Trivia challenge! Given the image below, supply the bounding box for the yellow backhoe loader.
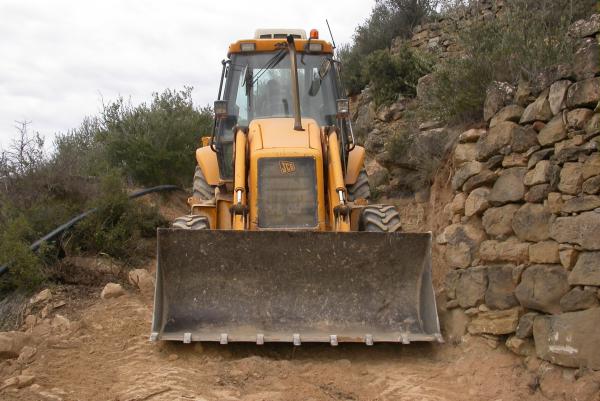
[151,29,441,345]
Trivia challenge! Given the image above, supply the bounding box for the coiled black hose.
[0,184,182,277]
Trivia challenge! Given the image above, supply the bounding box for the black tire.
[172,215,210,230]
[347,169,371,202]
[193,166,214,201]
[359,205,402,232]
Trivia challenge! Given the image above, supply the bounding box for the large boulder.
[568,14,600,38]
[456,267,488,308]
[476,122,537,161]
[533,308,600,369]
[464,187,490,217]
[583,153,600,180]
[482,204,520,237]
[484,265,519,309]
[537,115,567,146]
[566,77,600,109]
[523,160,558,186]
[548,80,571,115]
[488,167,527,205]
[550,211,600,250]
[451,161,482,190]
[467,307,521,335]
[567,108,594,130]
[443,223,487,268]
[489,105,524,128]
[560,287,599,312]
[529,241,560,264]
[558,162,584,195]
[561,195,600,213]
[479,238,529,263]
[515,264,569,314]
[568,252,600,286]
[520,89,553,124]
[512,203,552,242]
[573,38,600,81]
[462,170,497,193]
[454,142,478,165]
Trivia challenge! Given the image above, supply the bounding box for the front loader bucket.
[151,229,441,345]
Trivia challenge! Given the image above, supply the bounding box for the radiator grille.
[257,157,318,229]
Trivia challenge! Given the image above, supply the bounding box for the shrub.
[98,87,213,187]
[71,173,166,260]
[340,0,439,95]
[363,47,434,106]
[424,0,596,121]
[0,216,45,292]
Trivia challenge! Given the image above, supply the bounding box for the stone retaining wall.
[439,17,600,370]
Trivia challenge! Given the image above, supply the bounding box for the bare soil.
[1,284,545,401]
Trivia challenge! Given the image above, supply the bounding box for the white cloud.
[0,0,374,149]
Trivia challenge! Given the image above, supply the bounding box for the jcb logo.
[279,161,296,174]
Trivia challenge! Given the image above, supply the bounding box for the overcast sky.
[0,0,375,150]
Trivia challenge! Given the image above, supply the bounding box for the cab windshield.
[225,52,340,127]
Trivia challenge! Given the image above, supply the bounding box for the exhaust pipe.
[287,35,303,131]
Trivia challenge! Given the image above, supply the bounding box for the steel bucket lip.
[151,229,441,344]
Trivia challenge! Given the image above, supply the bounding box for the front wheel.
[172,215,210,230]
[359,205,402,232]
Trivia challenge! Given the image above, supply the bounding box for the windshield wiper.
[242,48,287,90]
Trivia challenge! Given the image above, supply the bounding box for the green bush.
[424,0,596,121]
[363,47,433,106]
[72,173,166,260]
[0,216,45,292]
[99,87,213,187]
[339,0,438,96]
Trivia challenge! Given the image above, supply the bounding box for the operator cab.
[210,29,352,181]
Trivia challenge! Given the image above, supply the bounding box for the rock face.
[538,115,567,146]
[568,252,600,285]
[464,187,490,216]
[550,211,600,250]
[467,307,521,335]
[443,223,486,268]
[488,167,526,205]
[559,288,599,312]
[452,161,482,190]
[566,77,600,108]
[479,238,529,263]
[520,90,553,124]
[456,267,487,308]
[489,105,524,128]
[548,80,571,115]
[515,264,569,314]
[484,265,518,309]
[533,308,600,369]
[512,203,552,242]
[476,122,537,161]
[529,241,560,264]
[558,162,584,195]
[515,312,538,339]
[482,204,519,237]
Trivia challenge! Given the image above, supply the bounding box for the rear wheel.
[172,215,210,230]
[193,166,215,201]
[346,169,371,202]
[359,205,402,232]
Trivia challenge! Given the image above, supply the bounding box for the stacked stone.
[439,15,600,370]
[391,0,501,61]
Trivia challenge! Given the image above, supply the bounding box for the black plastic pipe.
[0,184,182,277]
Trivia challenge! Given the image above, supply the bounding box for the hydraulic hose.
[0,184,182,277]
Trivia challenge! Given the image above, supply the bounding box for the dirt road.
[0,285,544,401]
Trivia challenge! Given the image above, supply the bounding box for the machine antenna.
[325,19,337,50]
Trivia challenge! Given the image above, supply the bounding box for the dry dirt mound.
[1,285,545,401]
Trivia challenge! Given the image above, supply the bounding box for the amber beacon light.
[310,29,319,39]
